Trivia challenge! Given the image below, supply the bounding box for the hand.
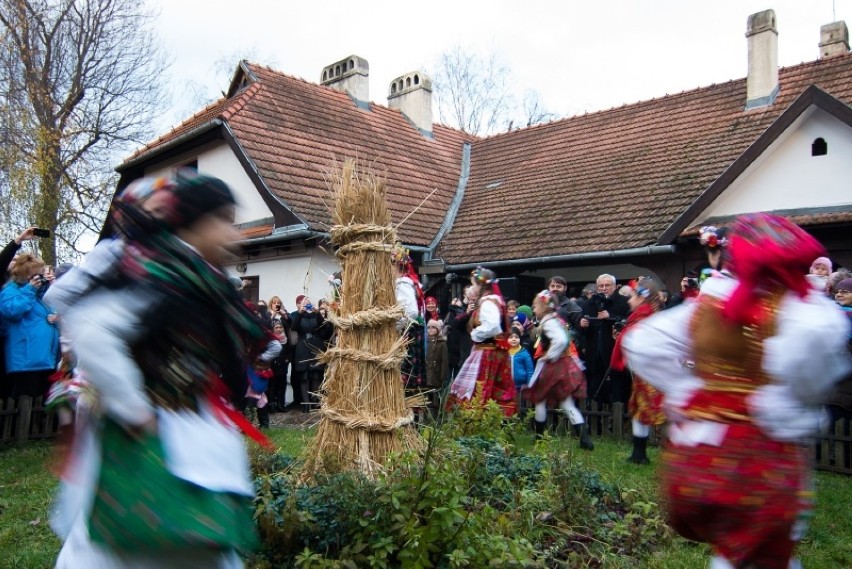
[580,317,589,328]
[597,310,610,320]
[28,275,44,288]
[451,297,461,307]
[47,314,59,324]
[466,302,475,314]
[15,227,37,246]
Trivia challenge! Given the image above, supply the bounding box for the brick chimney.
[745,9,779,109]
[387,71,433,135]
[321,55,369,104]
[820,21,850,59]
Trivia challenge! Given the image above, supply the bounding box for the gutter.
[237,225,433,252]
[426,142,471,261]
[116,120,223,172]
[445,244,677,272]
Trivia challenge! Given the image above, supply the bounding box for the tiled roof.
[123,63,473,247]
[683,210,852,235]
[437,53,852,265]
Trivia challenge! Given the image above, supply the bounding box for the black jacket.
[579,292,630,373]
[290,311,332,371]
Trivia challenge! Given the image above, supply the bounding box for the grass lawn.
[1,427,849,568]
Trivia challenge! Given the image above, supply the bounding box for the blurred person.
[444,287,473,380]
[697,225,730,282]
[53,170,274,568]
[267,322,290,412]
[0,253,59,399]
[525,290,592,449]
[448,267,517,416]
[268,296,289,328]
[623,213,851,569]
[1,227,39,283]
[668,271,701,308]
[806,256,832,292]
[610,277,665,464]
[827,268,851,298]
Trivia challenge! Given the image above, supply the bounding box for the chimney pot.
[745,9,779,109]
[387,71,433,135]
[321,55,369,104]
[819,21,850,59]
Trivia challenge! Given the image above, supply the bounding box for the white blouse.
[623,276,851,444]
[471,295,503,343]
[540,314,568,361]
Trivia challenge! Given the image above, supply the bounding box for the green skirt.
[88,418,258,554]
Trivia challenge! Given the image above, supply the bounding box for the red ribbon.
[207,375,274,451]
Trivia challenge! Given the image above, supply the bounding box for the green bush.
[249,403,671,568]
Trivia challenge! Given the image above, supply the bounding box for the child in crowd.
[526,290,593,449]
[508,331,534,414]
[807,256,832,292]
[425,296,441,323]
[268,321,290,412]
[425,319,448,390]
[507,300,519,320]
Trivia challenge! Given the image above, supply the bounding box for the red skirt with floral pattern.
[525,355,586,407]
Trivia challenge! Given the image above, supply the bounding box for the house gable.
[693,106,852,223]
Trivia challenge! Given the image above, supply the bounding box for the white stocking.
[534,402,548,423]
[560,397,584,425]
[632,418,650,438]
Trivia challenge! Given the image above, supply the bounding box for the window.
[241,276,259,303]
[812,137,827,156]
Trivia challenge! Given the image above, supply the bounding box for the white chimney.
[820,21,850,59]
[321,55,369,104]
[746,9,779,109]
[387,71,433,135]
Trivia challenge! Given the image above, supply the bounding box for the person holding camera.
[547,276,583,330]
[0,253,59,400]
[578,274,630,407]
[290,296,331,411]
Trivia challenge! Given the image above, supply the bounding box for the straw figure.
[301,159,421,479]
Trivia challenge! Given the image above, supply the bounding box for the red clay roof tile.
[437,53,852,264]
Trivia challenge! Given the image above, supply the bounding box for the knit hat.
[836,278,852,293]
[427,319,443,333]
[516,305,533,320]
[168,169,236,229]
[295,294,306,307]
[513,313,528,326]
[811,257,832,273]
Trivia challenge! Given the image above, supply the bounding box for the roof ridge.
[222,81,261,120]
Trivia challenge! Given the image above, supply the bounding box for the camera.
[33,228,50,238]
[612,319,628,334]
[304,303,314,312]
[685,277,699,290]
[588,291,612,313]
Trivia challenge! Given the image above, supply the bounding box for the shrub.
[249,405,671,568]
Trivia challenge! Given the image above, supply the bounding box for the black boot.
[627,436,649,464]
[533,420,547,438]
[258,405,270,430]
[572,424,594,450]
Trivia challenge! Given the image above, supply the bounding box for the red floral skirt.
[525,355,586,407]
[447,346,517,417]
[628,377,664,426]
[661,423,808,569]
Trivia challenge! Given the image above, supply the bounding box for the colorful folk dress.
[622,277,851,569]
[611,303,664,426]
[447,295,517,416]
[396,276,426,390]
[526,314,586,407]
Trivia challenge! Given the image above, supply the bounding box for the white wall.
[225,248,341,311]
[696,107,852,221]
[143,141,274,225]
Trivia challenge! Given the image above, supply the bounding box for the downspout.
[445,244,677,272]
[424,142,472,262]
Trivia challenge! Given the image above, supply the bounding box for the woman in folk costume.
[448,267,517,416]
[623,213,851,569]
[526,290,593,449]
[610,277,665,464]
[393,244,427,389]
[51,170,277,568]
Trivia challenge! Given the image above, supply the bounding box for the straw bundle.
[301,159,421,480]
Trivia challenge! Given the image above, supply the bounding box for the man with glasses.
[578,274,630,408]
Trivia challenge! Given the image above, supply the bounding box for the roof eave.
[445,244,677,272]
[657,85,852,244]
[116,119,223,173]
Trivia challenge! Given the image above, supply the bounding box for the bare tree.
[433,46,516,136]
[0,0,168,264]
[433,46,560,137]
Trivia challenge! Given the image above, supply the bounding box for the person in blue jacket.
[508,330,534,415]
[0,252,59,399]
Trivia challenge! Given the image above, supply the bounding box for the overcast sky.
[148,0,850,132]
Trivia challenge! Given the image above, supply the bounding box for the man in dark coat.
[548,276,583,329]
[578,274,630,406]
[290,296,332,411]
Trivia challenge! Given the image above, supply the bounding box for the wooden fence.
[2,396,850,475]
[0,396,62,444]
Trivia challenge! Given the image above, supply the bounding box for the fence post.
[836,419,846,470]
[16,396,33,443]
[612,402,624,441]
[0,399,13,442]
